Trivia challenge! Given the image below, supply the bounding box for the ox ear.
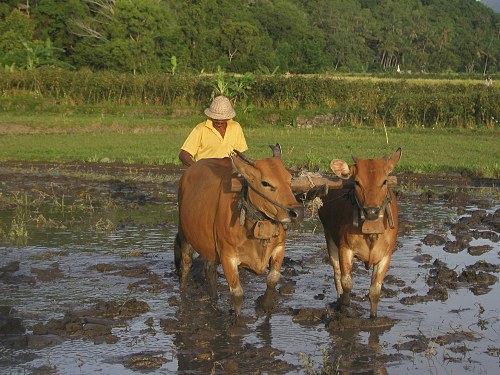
[385,147,402,175]
[269,143,282,158]
[330,159,352,179]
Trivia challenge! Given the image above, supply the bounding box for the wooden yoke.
[231,175,398,193]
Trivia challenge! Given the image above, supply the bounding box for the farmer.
[178,95,248,166]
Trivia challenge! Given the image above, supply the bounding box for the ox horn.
[233,150,256,166]
[269,143,282,158]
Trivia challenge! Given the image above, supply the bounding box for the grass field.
[0,109,498,178]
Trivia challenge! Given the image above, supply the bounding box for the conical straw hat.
[204,96,236,120]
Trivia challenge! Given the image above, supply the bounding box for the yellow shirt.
[181,119,248,161]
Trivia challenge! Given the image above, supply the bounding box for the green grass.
[0,110,498,178]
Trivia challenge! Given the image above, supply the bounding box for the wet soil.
[0,161,499,374]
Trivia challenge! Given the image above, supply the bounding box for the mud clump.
[427,260,458,288]
[93,298,150,319]
[0,261,36,285]
[413,253,433,263]
[384,274,406,287]
[128,272,168,293]
[91,263,167,292]
[31,313,118,344]
[422,234,447,246]
[30,262,65,282]
[0,306,25,335]
[326,315,397,331]
[291,307,327,324]
[458,270,498,286]
[91,263,150,277]
[441,191,470,205]
[395,330,480,355]
[0,261,20,273]
[419,190,439,202]
[472,230,499,242]
[467,245,493,256]
[394,334,430,353]
[122,352,168,370]
[1,298,150,351]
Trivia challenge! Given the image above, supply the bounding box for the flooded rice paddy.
[0,162,499,374]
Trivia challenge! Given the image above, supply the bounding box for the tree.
[71,0,175,73]
[0,9,36,68]
[31,0,89,65]
[253,0,325,72]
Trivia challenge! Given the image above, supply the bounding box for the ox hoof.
[256,290,277,314]
[332,301,349,314]
[339,293,351,307]
[228,323,252,336]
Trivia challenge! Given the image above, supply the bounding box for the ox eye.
[261,181,276,191]
[354,180,361,187]
[382,179,388,186]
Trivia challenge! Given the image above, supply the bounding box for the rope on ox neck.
[238,182,281,242]
[239,183,269,225]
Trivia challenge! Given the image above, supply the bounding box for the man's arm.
[179,150,194,167]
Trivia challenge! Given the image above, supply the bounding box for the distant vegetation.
[1,69,498,129]
[0,0,499,74]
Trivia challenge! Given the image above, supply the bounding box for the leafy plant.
[22,39,73,71]
[170,56,178,75]
[211,66,255,106]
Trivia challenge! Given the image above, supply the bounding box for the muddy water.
[1,191,499,374]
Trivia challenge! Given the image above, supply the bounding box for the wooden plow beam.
[230,175,398,193]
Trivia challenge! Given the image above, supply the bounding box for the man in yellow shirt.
[179,95,248,166]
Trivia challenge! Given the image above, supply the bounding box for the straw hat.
[204,96,236,120]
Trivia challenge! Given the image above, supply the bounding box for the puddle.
[1,190,499,374]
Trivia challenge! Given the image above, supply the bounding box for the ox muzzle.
[286,204,304,224]
[355,192,392,221]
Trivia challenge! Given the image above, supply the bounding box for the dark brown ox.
[175,144,304,318]
[318,148,401,318]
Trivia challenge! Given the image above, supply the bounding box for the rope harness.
[319,186,395,232]
[348,189,395,232]
[238,180,282,240]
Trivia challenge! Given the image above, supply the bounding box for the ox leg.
[174,233,182,272]
[204,260,218,299]
[260,245,285,312]
[369,256,391,319]
[179,241,194,290]
[220,257,243,319]
[326,237,343,298]
[339,248,354,308]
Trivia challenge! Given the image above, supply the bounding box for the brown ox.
[175,144,304,318]
[318,148,401,318]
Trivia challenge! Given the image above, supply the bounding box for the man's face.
[212,119,228,129]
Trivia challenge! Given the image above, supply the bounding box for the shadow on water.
[0,188,499,374]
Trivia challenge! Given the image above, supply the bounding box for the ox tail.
[174,232,182,272]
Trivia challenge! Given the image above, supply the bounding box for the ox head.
[330,148,402,221]
[231,144,304,224]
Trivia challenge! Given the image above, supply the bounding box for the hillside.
[0,0,499,74]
